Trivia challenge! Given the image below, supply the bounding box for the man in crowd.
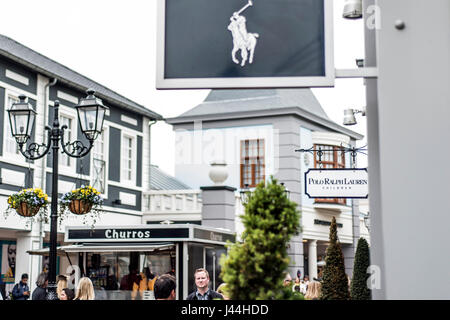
[186,268,223,300]
[154,274,176,300]
[12,273,30,300]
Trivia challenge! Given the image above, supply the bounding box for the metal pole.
[47,103,60,300]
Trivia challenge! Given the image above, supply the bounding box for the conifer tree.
[320,216,350,300]
[350,237,371,300]
[220,177,301,300]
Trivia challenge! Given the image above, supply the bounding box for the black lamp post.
[7,88,108,300]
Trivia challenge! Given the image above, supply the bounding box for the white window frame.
[120,131,137,186]
[90,125,109,198]
[3,90,28,164]
[58,104,78,176]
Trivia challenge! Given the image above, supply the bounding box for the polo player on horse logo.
[228,0,259,67]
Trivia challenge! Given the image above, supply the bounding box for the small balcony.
[142,190,203,223]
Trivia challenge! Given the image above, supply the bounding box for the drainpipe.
[146,119,157,215]
[148,119,157,188]
[38,77,57,266]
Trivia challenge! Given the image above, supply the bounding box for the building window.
[92,128,107,194]
[5,95,21,156]
[314,144,346,205]
[240,139,265,188]
[121,134,135,184]
[60,115,73,168]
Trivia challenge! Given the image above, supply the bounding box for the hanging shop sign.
[305,168,369,199]
[156,0,334,89]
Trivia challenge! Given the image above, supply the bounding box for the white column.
[15,230,42,293]
[308,240,318,280]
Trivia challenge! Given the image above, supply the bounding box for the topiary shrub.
[220,177,301,300]
[350,237,371,300]
[320,216,350,300]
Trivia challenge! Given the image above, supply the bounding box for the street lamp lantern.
[280,182,291,199]
[7,95,36,145]
[75,89,108,141]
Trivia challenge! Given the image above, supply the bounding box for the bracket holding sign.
[296,145,367,168]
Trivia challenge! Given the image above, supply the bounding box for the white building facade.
[167,89,370,279]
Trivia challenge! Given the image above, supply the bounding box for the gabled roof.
[176,88,330,119]
[0,34,162,120]
[150,165,192,190]
[167,88,363,140]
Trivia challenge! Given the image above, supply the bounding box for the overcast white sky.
[0,0,367,175]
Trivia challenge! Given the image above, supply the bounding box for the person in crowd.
[216,283,230,300]
[56,274,68,300]
[132,268,150,300]
[292,277,301,293]
[148,272,158,291]
[32,272,48,300]
[12,273,30,300]
[300,275,309,295]
[304,281,322,300]
[186,268,223,300]
[120,266,139,299]
[347,274,351,291]
[60,288,75,300]
[154,274,176,300]
[74,277,95,300]
[283,273,292,287]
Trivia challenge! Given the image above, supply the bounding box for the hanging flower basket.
[16,202,41,217]
[68,199,93,215]
[5,188,49,224]
[59,185,103,228]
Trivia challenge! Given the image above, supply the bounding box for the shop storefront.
[29,224,234,300]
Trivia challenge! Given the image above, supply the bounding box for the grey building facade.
[0,34,162,297]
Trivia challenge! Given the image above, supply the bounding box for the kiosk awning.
[27,242,175,255]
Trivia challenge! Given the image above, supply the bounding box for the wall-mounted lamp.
[280,182,291,199]
[343,107,366,126]
[363,212,370,231]
[239,183,251,204]
[356,59,364,68]
[343,0,362,19]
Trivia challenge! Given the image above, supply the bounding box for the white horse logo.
[227,0,259,67]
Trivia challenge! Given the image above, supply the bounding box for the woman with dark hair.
[32,272,48,300]
[60,288,75,300]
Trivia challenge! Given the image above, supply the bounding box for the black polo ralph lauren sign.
[157,0,334,89]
